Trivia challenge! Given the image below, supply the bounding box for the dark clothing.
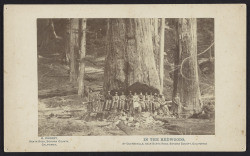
[119,95,126,110]
[126,94,133,111]
[88,93,95,112]
[153,96,160,111]
[139,94,145,110]
[111,95,119,110]
[105,94,112,110]
[145,95,150,111]
[172,96,181,116]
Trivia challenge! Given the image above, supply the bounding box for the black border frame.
[0,0,249,155]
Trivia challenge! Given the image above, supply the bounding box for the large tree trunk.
[173,18,202,116]
[159,18,165,93]
[63,19,71,64]
[104,18,163,94]
[78,19,87,97]
[151,19,165,94]
[69,19,79,82]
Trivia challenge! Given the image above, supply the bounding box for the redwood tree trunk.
[159,18,165,93]
[173,18,202,116]
[69,19,79,82]
[104,18,163,94]
[78,19,87,97]
[64,19,71,63]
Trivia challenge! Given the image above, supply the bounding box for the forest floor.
[38,52,215,136]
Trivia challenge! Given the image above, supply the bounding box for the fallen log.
[97,123,111,127]
[116,121,133,135]
[38,88,77,99]
[56,114,72,119]
[153,116,169,123]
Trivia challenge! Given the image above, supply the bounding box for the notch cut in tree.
[78,19,87,97]
[104,18,165,95]
[173,18,203,116]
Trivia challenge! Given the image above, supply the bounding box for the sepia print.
[37,18,215,136]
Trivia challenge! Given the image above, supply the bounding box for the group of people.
[87,90,182,117]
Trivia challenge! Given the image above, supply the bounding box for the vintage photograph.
[37,18,215,136]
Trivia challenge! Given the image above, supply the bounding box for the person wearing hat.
[132,92,141,115]
[111,92,119,111]
[126,91,133,113]
[148,92,154,113]
[96,91,103,112]
[172,93,181,118]
[159,94,170,116]
[119,92,126,112]
[87,89,94,112]
[153,93,160,113]
[158,94,165,107]
[87,89,93,112]
[139,92,145,112]
[156,94,161,110]
[99,92,105,111]
[144,92,150,112]
[105,91,112,111]
[93,92,100,112]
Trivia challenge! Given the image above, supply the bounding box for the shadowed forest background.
[37,18,214,136]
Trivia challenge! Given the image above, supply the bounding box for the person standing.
[100,92,105,111]
[105,91,112,111]
[156,94,161,110]
[126,91,133,113]
[88,89,94,112]
[172,93,181,118]
[95,92,101,112]
[119,92,126,112]
[132,92,141,115]
[139,92,145,112]
[149,92,154,113]
[97,92,104,112]
[111,92,119,111]
[145,92,150,112]
[159,94,170,116]
[92,92,99,112]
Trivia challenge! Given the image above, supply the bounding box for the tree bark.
[150,19,165,94]
[173,18,202,116]
[159,18,165,94]
[104,18,162,94]
[78,19,87,97]
[151,19,162,93]
[69,19,79,82]
[63,19,71,63]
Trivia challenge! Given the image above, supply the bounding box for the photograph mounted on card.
[4,4,246,152]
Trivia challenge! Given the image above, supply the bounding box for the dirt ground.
[38,53,215,136]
